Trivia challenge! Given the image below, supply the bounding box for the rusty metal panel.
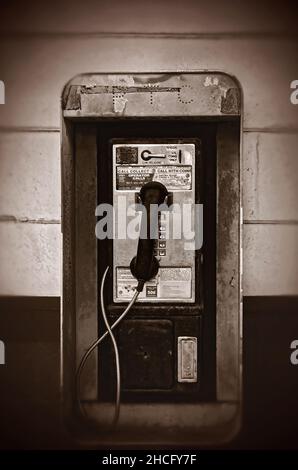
[216,122,241,402]
[61,119,76,420]
[75,124,98,400]
[63,73,240,118]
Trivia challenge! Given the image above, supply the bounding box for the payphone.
[62,72,242,446]
[113,141,197,303]
[79,135,205,415]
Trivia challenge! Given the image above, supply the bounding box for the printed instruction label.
[116,267,192,301]
[116,165,192,191]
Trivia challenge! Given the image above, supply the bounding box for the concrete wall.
[0,0,297,296]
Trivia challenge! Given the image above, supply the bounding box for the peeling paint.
[83,83,97,90]
[204,76,219,87]
[229,275,236,288]
[219,85,228,98]
[63,73,241,116]
[221,88,240,114]
[79,85,180,95]
[113,96,128,113]
[65,85,81,110]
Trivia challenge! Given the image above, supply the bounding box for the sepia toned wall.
[0,0,298,296]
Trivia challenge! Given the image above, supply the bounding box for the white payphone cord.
[76,266,140,427]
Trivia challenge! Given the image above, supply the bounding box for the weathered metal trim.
[75,125,98,400]
[61,119,76,429]
[216,122,241,402]
[62,72,241,117]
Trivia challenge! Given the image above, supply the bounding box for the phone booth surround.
[61,72,242,446]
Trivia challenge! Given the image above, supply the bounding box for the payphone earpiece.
[130,181,168,291]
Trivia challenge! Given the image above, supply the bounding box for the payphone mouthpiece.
[139,181,168,206]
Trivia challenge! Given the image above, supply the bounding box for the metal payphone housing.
[113,140,197,303]
[61,72,242,446]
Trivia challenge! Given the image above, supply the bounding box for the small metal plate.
[177,336,198,383]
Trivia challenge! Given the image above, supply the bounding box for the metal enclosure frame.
[61,72,242,446]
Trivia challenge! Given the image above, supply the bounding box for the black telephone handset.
[130,181,168,292]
